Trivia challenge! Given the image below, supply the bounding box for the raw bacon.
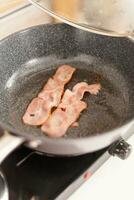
[53,65,75,84]
[59,83,101,108]
[41,100,87,137]
[38,81,64,107]
[23,65,75,126]
[73,82,101,99]
[41,82,101,137]
[22,97,51,126]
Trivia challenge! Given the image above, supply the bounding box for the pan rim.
[0,117,133,144]
[0,23,133,143]
[0,23,127,46]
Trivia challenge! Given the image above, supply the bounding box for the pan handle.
[0,131,24,164]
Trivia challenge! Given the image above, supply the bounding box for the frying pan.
[0,23,134,162]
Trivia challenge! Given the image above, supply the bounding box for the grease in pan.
[23,65,101,137]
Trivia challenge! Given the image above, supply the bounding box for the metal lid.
[29,0,134,37]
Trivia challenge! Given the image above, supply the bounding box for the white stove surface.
[1,3,134,200]
[69,136,134,200]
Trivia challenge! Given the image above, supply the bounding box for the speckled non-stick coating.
[0,23,134,140]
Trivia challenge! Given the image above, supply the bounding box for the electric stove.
[1,137,131,200]
[0,146,110,200]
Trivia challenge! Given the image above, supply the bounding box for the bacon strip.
[41,82,101,137]
[59,82,101,108]
[53,65,76,84]
[22,97,51,126]
[38,79,64,107]
[73,82,101,99]
[41,99,87,137]
[23,65,75,126]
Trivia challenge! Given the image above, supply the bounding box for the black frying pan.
[0,23,134,160]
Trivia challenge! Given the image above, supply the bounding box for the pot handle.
[0,131,24,164]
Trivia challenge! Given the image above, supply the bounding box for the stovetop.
[1,147,109,200]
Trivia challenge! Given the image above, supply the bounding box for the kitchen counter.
[0,2,134,200]
[0,1,52,39]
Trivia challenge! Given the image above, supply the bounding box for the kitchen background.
[0,0,52,39]
[0,0,78,39]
